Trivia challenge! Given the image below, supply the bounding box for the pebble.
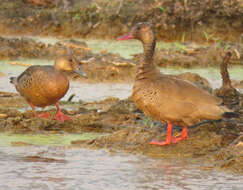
[0,113,8,118]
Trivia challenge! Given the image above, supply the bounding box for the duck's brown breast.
[16,66,69,107]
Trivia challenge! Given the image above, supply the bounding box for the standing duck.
[118,22,234,146]
[10,55,87,122]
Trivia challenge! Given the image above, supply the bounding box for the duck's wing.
[154,75,222,106]
[16,66,55,96]
[16,66,39,89]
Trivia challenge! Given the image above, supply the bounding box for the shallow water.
[161,66,243,89]
[0,143,242,190]
[1,58,243,102]
[0,133,100,146]
[0,75,132,102]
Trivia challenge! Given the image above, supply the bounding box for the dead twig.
[8,62,32,67]
[116,0,124,15]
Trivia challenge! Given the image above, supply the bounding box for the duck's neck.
[54,67,63,73]
[54,67,67,78]
[221,53,232,88]
[143,40,155,64]
[136,38,158,80]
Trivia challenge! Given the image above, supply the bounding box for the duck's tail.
[10,77,17,85]
[222,111,240,118]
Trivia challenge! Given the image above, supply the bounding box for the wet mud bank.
[0,0,242,43]
[0,91,243,174]
[0,36,242,84]
[0,93,138,134]
[72,97,243,174]
[151,42,243,67]
[77,121,243,174]
[0,37,136,82]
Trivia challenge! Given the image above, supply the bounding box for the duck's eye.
[69,58,73,62]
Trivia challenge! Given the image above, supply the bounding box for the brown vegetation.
[0,0,242,42]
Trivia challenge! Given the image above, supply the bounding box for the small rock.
[11,141,34,147]
[235,141,243,148]
[0,72,5,77]
[0,113,8,119]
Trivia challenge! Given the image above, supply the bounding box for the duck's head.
[117,22,155,44]
[54,55,87,78]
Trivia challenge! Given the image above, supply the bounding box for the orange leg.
[150,123,188,146]
[174,127,188,141]
[53,102,71,123]
[30,103,49,119]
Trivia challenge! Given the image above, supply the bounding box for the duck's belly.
[30,87,68,107]
[132,83,187,125]
[21,76,69,107]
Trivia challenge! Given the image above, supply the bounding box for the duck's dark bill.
[75,68,87,78]
[117,34,134,41]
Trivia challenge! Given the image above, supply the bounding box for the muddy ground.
[0,0,243,174]
[0,91,243,174]
[0,0,242,43]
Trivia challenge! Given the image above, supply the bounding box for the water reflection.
[0,146,242,190]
